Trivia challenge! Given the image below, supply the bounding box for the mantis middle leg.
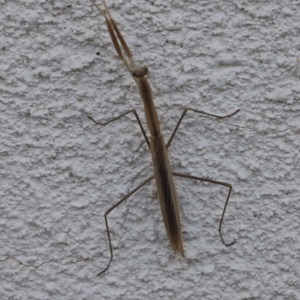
[166,107,239,148]
[88,109,150,149]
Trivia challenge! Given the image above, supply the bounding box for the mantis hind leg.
[97,175,154,276]
[172,172,236,247]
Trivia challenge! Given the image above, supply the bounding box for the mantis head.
[131,66,148,78]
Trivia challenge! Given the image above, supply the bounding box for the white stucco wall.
[1,0,300,299]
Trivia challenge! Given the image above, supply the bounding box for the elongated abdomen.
[150,133,184,256]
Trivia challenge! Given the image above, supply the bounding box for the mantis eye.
[131,66,148,78]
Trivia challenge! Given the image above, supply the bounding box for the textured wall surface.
[1,0,300,299]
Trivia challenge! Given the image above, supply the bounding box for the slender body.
[89,0,185,257]
[138,76,184,255]
[88,0,238,275]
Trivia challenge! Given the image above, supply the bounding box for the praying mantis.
[88,0,239,276]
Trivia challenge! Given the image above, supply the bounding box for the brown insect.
[88,0,239,275]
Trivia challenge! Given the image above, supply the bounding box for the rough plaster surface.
[1,0,300,299]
